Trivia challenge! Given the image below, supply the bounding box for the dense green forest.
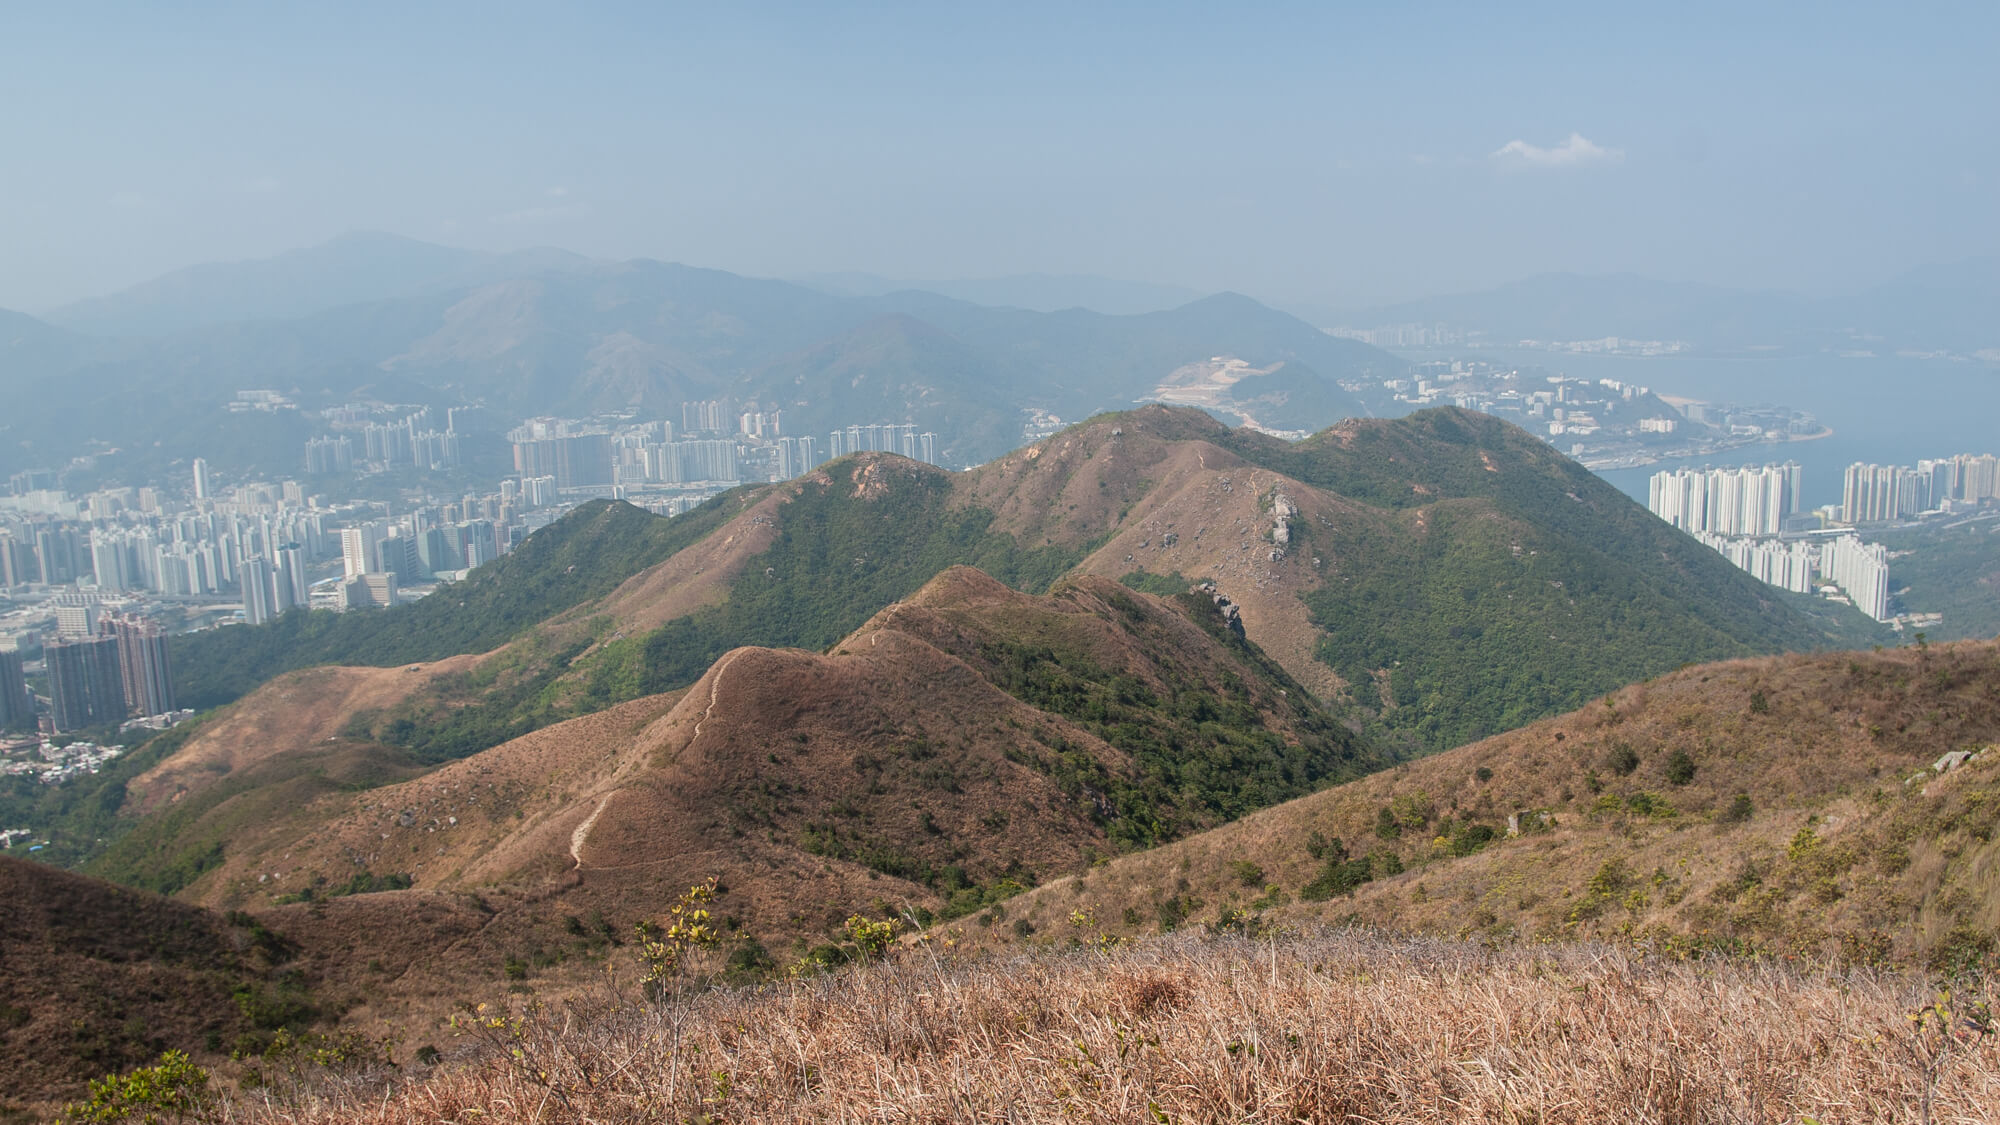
[1297,500,1791,750]
[170,495,745,709]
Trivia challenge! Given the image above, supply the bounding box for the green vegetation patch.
[980,590,1380,849]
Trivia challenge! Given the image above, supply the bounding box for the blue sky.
[2,1,1994,311]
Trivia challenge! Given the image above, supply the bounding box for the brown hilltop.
[125,655,482,814]
[950,407,1376,699]
[976,639,2000,970]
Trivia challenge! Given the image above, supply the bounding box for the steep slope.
[981,639,2000,971]
[0,858,298,1106]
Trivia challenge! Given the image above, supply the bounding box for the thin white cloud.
[1492,132,1623,168]
[490,202,587,225]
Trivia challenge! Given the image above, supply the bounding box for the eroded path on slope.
[570,649,744,870]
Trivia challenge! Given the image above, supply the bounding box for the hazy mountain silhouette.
[43,232,596,337]
[800,271,1207,315]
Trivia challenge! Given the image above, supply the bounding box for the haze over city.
[5,1,1997,312]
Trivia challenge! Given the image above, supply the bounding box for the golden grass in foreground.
[231,928,1997,1124]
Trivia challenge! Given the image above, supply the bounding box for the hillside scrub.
[212,928,1996,1124]
[980,639,2000,970]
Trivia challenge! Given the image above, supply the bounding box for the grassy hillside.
[107,569,1382,967]
[977,638,2000,971]
[959,404,1846,751]
[338,456,1086,763]
[0,857,321,1109]
[199,928,1997,1125]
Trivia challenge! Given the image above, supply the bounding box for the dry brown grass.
[221,927,1998,1125]
[126,657,484,813]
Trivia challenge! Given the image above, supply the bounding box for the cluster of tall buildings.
[513,426,615,490]
[1691,532,1820,594]
[303,407,462,475]
[1686,531,1891,620]
[1842,454,2000,523]
[1648,463,1802,537]
[828,424,938,464]
[1819,536,1891,621]
[3,499,333,599]
[37,613,177,733]
[1649,460,1919,623]
[327,496,531,613]
[508,408,943,497]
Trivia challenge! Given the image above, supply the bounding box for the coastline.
[1580,424,1836,472]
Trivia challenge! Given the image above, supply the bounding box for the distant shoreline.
[1581,425,1836,472]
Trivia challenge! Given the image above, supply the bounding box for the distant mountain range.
[1322,258,2000,354]
[41,232,599,338]
[0,235,1394,478]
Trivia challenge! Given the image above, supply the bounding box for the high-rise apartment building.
[0,649,32,731]
[681,400,730,433]
[241,556,276,625]
[192,458,212,500]
[0,533,36,586]
[1648,463,1800,537]
[45,634,125,732]
[1820,536,1891,621]
[89,532,129,593]
[340,524,383,579]
[109,615,176,717]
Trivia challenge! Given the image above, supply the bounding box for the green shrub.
[1664,750,1696,786]
[1606,742,1641,776]
[60,1051,213,1125]
[1230,860,1265,887]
